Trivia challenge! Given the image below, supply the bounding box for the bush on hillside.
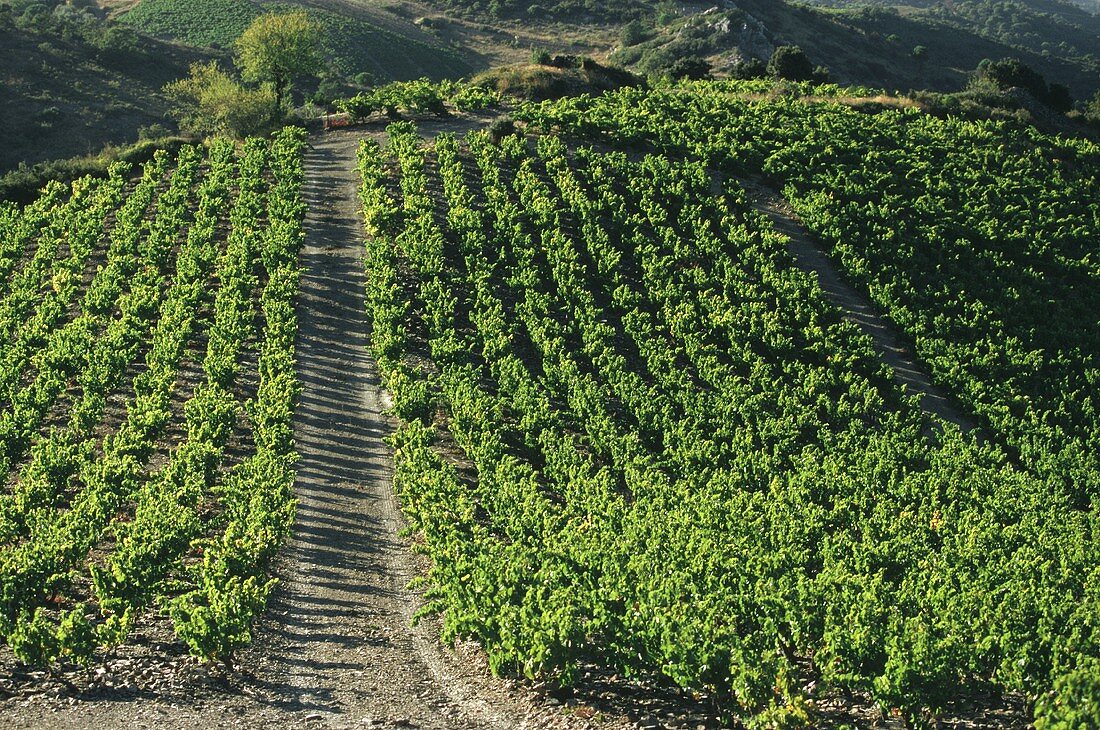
[730,58,767,80]
[767,45,814,82]
[666,57,711,81]
[971,58,1074,113]
[165,61,276,138]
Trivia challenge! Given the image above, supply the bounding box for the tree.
[1087,91,1100,122]
[767,45,814,82]
[235,11,322,112]
[620,19,647,47]
[730,58,767,80]
[666,57,712,81]
[972,58,1073,113]
[974,57,1047,99]
[165,62,275,138]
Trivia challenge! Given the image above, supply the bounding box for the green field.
[353,83,1100,726]
[0,128,304,665]
[121,0,472,80]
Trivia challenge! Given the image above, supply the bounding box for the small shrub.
[488,116,516,143]
[768,45,815,82]
[730,58,767,80]
[620,19,647,47]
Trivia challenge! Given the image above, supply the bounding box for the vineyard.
[3,75,1100,728]
[120,0,472,82]
[0,128,305,667]
[357,96,1100,727]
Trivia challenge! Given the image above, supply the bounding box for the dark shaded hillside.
[841,5,1098,97]
[0,8,203,172]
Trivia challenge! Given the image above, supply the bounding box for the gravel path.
[258,127,506,729]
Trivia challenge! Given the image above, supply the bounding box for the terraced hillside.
[1,78,1099,729]
[350,85,1100,726]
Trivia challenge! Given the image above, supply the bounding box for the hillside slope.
[409,0,1100,98]
[117,0,475,81]
[0,7,203,172]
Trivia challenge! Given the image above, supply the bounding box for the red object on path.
[322,113,352,130]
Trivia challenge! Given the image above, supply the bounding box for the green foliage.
[167,547,275,663]
[235,10,321,108]
[367,83,1100,724]
[665,56,711,80]
[470,61,642,101]
[450,83,503,112]
[0,128,305,666]
[120,0,258,48]
[767,45,815,82]
[1087,91,1100,123]
[164,61,275,138]
[120,0,472,84]
[971,57,1074,112]
[337,78,451,121]
[1035,661,1100,728]
[0,136,186,204]
[619,19,648,47]
[730,58,768,80]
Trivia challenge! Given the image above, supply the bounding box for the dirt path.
[741,180,979,435]
[250,127,515,729]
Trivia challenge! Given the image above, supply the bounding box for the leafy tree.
[1087,91,1100,122]
[666,56,711,81]
[730,58,767,80]
[767,45,814,82]
[972,57,1074,112]
[975,57,1047,98]
[165,61,275,138]
[235,11,322,112]
[620,19,647,47]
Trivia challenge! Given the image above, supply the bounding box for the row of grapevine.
[518,83,1100,504]
[0,128,306,666]
[358,121,1100,727]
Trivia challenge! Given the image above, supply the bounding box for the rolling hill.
[0,4,203,172]
[117,0,474,81]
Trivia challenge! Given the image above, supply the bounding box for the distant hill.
[0,3,203,172]
[799,0,1100,93]
[0,0,1094,178]
[415,0,1099,99]
[118,0,474,81]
